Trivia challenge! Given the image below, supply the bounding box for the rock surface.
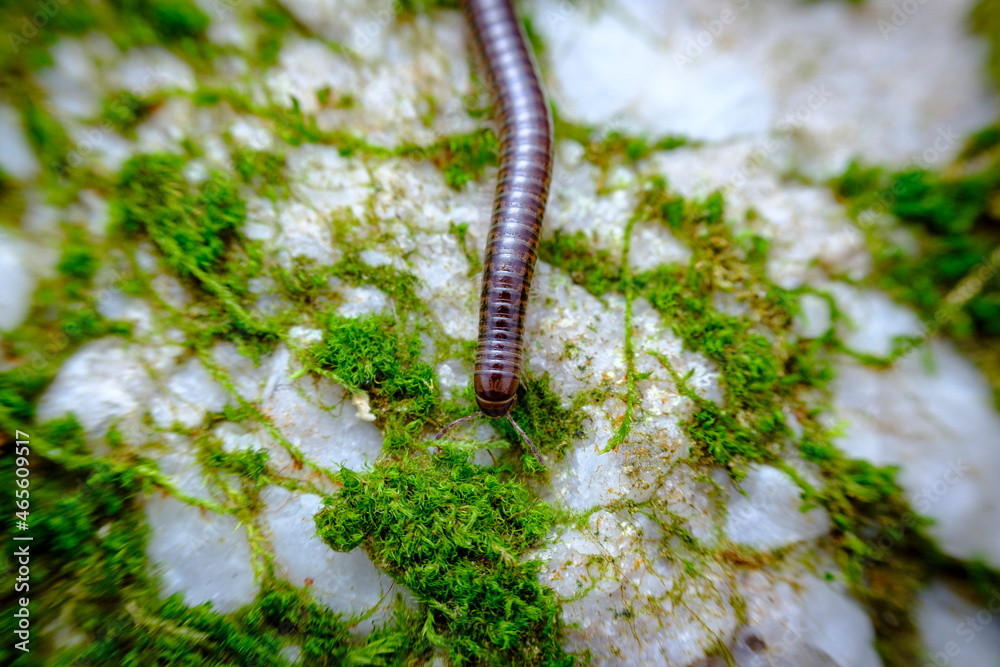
[4,0,999,665]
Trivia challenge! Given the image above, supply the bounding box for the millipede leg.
[507,414,543,466]
[434,412,484,440]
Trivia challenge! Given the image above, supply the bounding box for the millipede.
[436,0,553,463]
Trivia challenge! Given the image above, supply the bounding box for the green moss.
[538,229,624,298]
[832,152,1000,401]
[313,313,420,391]
[971,0,1000,89]
[0,417,153,664]
[21,99,71,179]
[400,128,499,190]
[0,410,435,665]
[330,253,423,314]
[57,229,100,282]
[551,107,689,178]
[684,401,767,475]
[315,449,572,666]
[107,0,209,44]
[232,147,288,200]
[112,153,275,344]
[311,313,437,448]
[99,91,160,136]
[395,0,461,16]
[960,122,1000,159]
[490,372,585,461]
[275,256,331,305]
[116,154,244,276]
[0,369,48,423]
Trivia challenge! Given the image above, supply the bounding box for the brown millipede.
[437,0,553,464]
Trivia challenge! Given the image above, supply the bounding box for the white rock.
[794,292,832,340]
[260,345,383,472]
[725,464,830,551]
[36,338,158,439]
[539,7,772,142]
[733,569,881,667]
[536,0,993,175]
[828,283,925,358]
[917,582,1000,667]
[833,342,1000,566]
[337,285,391,318]
[537,509,738,666]
[0,239,36,332]
[259,486,407,635]
[145,494,258,614]
[0,104,40,180]
[110,47,197,94]
[150,357,229,430]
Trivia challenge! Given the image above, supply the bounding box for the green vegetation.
[833,154,1000,404]
[316,448,572,666]
[107,0,209,44]
[116,154,244,276]
[232,148,288,200]
[400,128,500,190]
[972,0,1000,89]
[492,372,585,461]
[311,313,438,451]
[0,415,434,666]
[113,153,276,345]
[538,159,957,663]
[552,108,689,183]
[395,0,461,15]
[6,1,1000,664]
[100,92,161,136]
[539,229,624,298]
[313,313,435,400]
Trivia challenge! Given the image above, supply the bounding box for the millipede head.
[474,373,519,417]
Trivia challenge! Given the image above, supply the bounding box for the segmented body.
[463,0,553,418]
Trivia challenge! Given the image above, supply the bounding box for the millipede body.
[463,0,553,420]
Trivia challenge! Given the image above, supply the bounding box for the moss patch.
[232,148,288,200]
[311,313,438,449]
[315,448,572,666]
[112,152,276,346]
[400,128,499,190]
[832,154,1000,404]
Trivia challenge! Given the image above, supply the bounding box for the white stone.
[260,345,383,472]
[145,494,258,614]
[733,569,881,667]
[833,342,1000,567]
[259,486,407,635]
[828,282,925,358]
[36,338,158,439]
[150,357,229,430]
[725,464,831,551]
[0,104,40,180]
[0,238,36,332]
[336,285,391,318]
[917,582,1000,667]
